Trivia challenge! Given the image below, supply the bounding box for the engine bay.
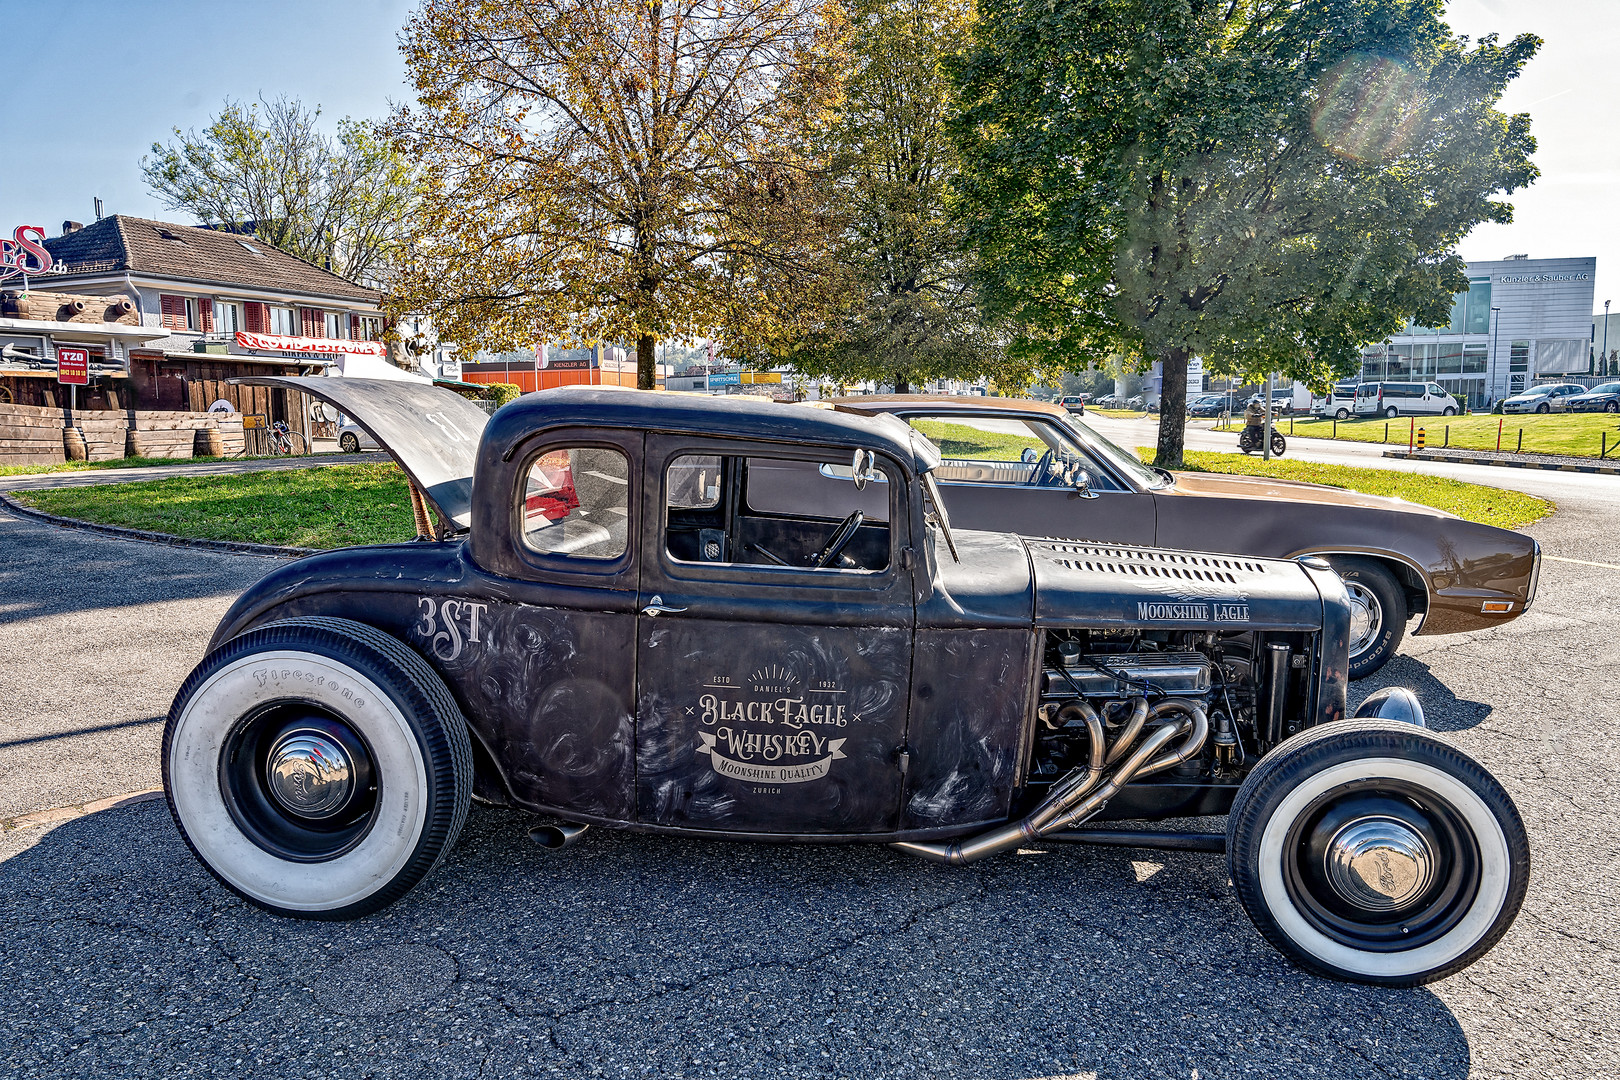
[1027,627,1320,797]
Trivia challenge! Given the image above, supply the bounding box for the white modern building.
[1358,256,1596,408]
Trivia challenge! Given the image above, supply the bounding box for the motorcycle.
[1238,404,1286,456]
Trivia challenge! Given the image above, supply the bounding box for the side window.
[905,414,1122,491]
[520,447,629,559]
[1428,384,1445,397]
[665,450,891,572]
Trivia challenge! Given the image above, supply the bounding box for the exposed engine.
[1028,627,1316,794]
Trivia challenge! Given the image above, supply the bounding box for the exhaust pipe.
[892,700,1207,866]
[528,821,590,850]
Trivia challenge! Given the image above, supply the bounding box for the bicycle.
[267,420,305,456]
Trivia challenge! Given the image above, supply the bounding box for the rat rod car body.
[832,396,1542,681]
[163,381,1527,986]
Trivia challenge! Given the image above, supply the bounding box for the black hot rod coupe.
[163,381,1528,986]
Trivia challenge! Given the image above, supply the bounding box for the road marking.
[1,789,164,833]
[1544,554,1620,571]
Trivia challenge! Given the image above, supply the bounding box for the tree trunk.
[1153,347,1191,470]
[894,375,910,394]
[637,334,656,390]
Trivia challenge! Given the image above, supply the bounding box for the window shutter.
[197,298,214,333]
[301,308,323,337]
[160,295,186,331]
[350,314,361,340]
[245,302,269,333]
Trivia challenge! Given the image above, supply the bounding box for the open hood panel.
[234,376,487,530]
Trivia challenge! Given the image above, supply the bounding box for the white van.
[1352,381,1460,418]
[1311,381,1360,420]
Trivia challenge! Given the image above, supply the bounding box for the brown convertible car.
[834,397,1540,680]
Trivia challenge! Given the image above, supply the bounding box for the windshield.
[1062,415,1168,488]
[921,472,959,562]
[1518,386,1552,398]
[1591,383,1620,394]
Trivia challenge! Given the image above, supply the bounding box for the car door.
[895,410,1157,545]
[633,435,917,835]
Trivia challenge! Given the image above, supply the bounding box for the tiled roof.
[43,216,383,305]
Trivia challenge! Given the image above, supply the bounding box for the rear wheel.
[1328,556,1406,680]
[1228,719,1528,986]
[1385,406,1399,419]
[340,432,360,453]
[1335,408,1350,421]
[163,617,473,920]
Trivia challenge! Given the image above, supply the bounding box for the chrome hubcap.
[1324,817,1435,912]
[265,730,355,819]
[1344,580,1382,655]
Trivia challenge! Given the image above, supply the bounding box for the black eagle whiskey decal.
[695,665,850,786]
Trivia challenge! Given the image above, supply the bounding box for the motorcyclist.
[1238,400,1285,455]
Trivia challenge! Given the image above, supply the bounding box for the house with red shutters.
[34,215,395,437]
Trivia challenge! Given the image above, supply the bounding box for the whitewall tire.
[1227,719,1528,986]
[163,618,472,919]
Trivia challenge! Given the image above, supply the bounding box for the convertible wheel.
[1228,718,1528,986]
[340,432,360,453]
[1329,556,1406,680]
[163,617,473,920]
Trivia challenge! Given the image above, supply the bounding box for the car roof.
[831,394,1069,419]
[491,387,939,472]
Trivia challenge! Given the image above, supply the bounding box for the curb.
[1380,450,1620,476]
[0,491,314,558]
[2,789,165,833]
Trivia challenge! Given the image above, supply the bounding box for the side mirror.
[1072,469,1099,499]
[850,448,871,491]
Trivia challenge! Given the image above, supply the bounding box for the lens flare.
[1312,54,1424,162]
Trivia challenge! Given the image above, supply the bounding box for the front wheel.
[1228,719,1528,986]
[1607,401,1618,414]
[1443,406,1457,416]
[340,432,360,453]
[1328,556,1406,679]
[1270,431,1286,456]
[1534,403,1548,414]
[163,617,473,920]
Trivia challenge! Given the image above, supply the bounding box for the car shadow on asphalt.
[0,802,1474,1080]
[1352,654,1493,732]
[0,510,278,626]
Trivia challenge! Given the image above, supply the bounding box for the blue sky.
[2,0,1614,311]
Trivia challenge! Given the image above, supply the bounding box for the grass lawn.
[1217,411,1620,459]
[1165,450,1550,530]
[12,463,416,548]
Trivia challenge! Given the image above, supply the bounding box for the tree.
[142,97,418,285]
[952,0,1539,466]
[748,0,1009,393]
[391,0,847,389]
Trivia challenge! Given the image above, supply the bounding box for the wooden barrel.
[62,427,87,462]
[194,427,224,457]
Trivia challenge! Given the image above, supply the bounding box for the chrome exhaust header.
[892,700,1208,866]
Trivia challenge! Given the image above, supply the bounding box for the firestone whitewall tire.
[1227,719,1528,986]
[163,618,473,920]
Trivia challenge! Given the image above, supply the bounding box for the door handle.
[641,595,687,617]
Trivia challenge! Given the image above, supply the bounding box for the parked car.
[163,378,1526,987]
[1566,381,1620,413]
[1186,394,1229,418]
[1352,381,1459,418]
[1500,383,1586,414]
[337,419,379,453]
[1125,395,1145,410]
[1094,394,1118,408]
[835,396,1540,681]
[1311,382,1360,420]
[1055,394,1089,414]
[1248,391,1298,416]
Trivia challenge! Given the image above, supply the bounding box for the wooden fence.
[0,402,246,468]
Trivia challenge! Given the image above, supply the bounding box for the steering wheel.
[1025,448,1054,486]
[812,510,865,568]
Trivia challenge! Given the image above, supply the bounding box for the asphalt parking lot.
[1,477,1617,1079]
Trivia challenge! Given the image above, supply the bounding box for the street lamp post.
[1488,306,1501,407]
[1603,300,1611,377]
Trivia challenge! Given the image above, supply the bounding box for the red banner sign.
[235,331,387,357]
[0,225,52,283]
[56,346,89,385]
